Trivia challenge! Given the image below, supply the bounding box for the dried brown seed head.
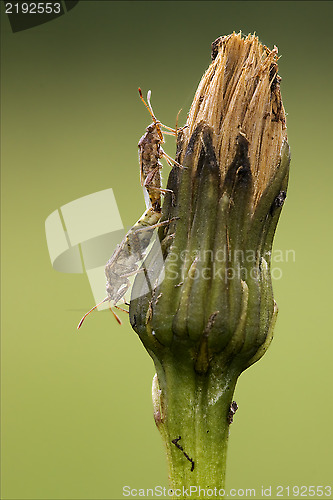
[180,32,287,208]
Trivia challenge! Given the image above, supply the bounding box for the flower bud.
[129,33,290,495]
[130,33,290,374]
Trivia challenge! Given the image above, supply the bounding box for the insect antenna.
[146,90,156,120]
[138,88,176,139]
[148,91,178,134]
[139,88,157,123]
[77,297,108,330]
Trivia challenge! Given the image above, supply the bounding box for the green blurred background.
[1,1,332,499]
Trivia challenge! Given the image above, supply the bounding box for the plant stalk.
[153,352,239,499]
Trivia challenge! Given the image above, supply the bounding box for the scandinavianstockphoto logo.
[122,484,332,498]
[122,485,258,498]
[45,189,127,311]
[45,188,296,313]
[166,247,295,283]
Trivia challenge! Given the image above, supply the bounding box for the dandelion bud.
[130,33,290,495]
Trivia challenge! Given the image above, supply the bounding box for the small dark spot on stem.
[172,436,195,472]
[228,401,238,424]
[270,190,286,215]
[174,281,184,288]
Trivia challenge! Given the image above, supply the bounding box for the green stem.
[153,352,239,499]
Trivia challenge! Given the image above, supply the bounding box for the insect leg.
[109,304,122,325]
[145,185,175,205]
[144,166,161,188]
[114,304,129,314]
[159,124,176,135]
[162,130,177,136]
[161,149,186,169]
[119,268,145,278]
[152,187,174,199]
[130,217,179,235]
[143,167,174,201]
